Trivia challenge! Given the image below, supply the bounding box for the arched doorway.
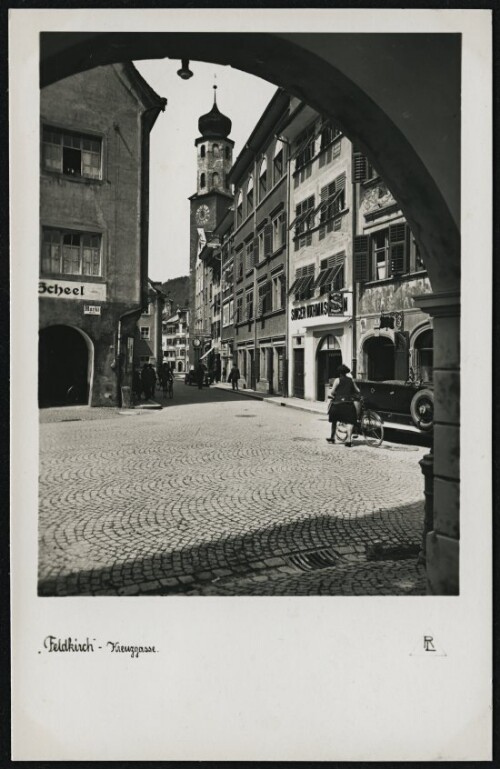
[39,326,92,407]
[413,329,434,383]
[363,336,395,381]
[316,335,342,401]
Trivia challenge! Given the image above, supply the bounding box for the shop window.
[41,227,102,276]
[273,140,284,184]
[258,156,268,201]
[42,126,102,180]
[140,327,150,340]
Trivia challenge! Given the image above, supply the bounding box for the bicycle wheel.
[360,409,384,447]
[335,422,348,443]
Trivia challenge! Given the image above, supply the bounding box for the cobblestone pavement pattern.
[39,386,427,596]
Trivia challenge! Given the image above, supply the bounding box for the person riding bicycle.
[326,364,361,447]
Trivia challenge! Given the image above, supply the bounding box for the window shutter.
[389,223,407,275]
[354,235,370,282]
[264,223,273,258]
[320,185,329,202]
[280,212,287,245]
[336,172,346,191]
[352,149,368,183]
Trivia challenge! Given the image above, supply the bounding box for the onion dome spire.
[198,85,232,139]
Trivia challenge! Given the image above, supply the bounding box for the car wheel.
[410,388,434,431]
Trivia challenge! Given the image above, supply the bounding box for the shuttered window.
[354,235,370,282]
[354,223,411,283]
[352,147,378,184]
[314,251,345,295]
[272,211,286,252]
[257,281,272,316]
[236,294,244,323]
[289,264,315,301]
[245,240,255,272]
[246,290,254,320]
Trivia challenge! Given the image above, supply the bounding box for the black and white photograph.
[10,7,492,762]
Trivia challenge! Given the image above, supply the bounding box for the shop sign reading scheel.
[39,280,107,302]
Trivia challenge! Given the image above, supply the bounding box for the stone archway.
[39,31,461,592]
[39,325,94,407]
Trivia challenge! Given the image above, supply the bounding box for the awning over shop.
[199,346,215,360]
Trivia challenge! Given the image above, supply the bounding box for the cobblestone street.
[39,385,427,596]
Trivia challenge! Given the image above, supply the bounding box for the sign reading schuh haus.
[39,279,107,302]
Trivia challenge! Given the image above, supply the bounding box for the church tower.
[189,86,234,362]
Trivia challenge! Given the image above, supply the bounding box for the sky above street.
[134,59,276,283]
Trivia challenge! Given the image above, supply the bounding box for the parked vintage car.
[354,379,434,431]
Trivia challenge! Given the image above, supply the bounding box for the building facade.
[281,100,355,402]
[226,89,290,394]
[39,63,166,407]
[162,308,190,374]
[133,279,166,369]
[352,152,433,384]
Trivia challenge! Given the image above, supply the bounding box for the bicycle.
[335,398,384,447]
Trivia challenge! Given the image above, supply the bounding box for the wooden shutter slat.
[264,223,273,258]
[354,235,370,282]
[352,150,368,183]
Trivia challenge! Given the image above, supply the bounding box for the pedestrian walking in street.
[132,367,142,402]
[196,362,206,390]
[228,364,240,391]
[141,363,156,400]
[326,364,361,447]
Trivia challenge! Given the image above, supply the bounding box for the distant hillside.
[160,275,190,310]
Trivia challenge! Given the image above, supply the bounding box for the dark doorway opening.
[39,325,90,407]
[363,336,395,381]
[316,335,342,401]
[293,348,305,399]
[414,329,434,383]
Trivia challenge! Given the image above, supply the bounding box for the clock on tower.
[196,203,211,225]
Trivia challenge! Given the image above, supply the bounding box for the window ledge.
[363,270,428,287]
[42,170,105,185]
[40,272,105,283]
